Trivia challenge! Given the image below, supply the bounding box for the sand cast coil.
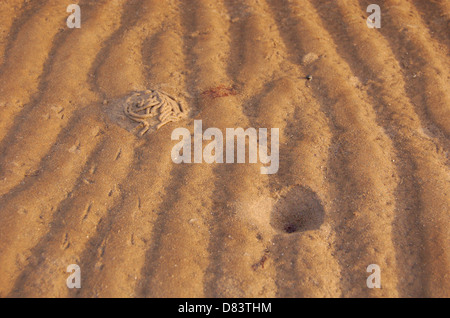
[123,89,186,136]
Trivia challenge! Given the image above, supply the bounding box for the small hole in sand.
[271,186,324,234]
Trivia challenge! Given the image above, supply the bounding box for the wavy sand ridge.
[0,0,448,297]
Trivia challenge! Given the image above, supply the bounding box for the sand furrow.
[256,76,341,297]
[0,113,104,296]
[0,0,31,66]
[0,0,76,142]
[73,1,186,297]
[0,0,43,67]
[91,0,154,99]
[8,130,135,297]
[178,0,279,297]
[76,137,177,297]
[142,0,274,298]
[268,0,400,297]
[138,27,215,295]
[311,0,449,297]
[222,0,342,297]
[139,165,214,297]
[364,0,450,138]
[412,0,450,51]
[0,0,128,197]
[224,0,283,92]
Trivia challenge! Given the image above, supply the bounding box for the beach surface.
[0,0,449,297]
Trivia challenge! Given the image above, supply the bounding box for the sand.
[0,0,448,298]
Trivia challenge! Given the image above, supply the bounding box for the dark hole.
[284,224,298,234]
[270,185,325,234]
